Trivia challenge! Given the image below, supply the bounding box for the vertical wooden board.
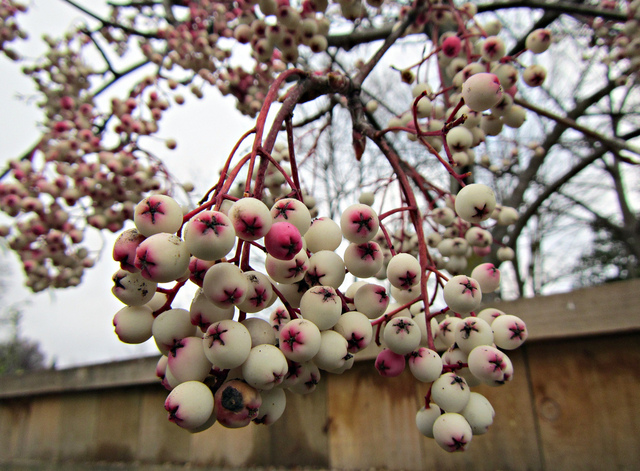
[0,399,32,461]
[137,386,191,464]
[58,393,98,461]
[188,418,257,467]
[93,388,142,462]
[262,382,330,467]
[21,395,61,461]
[327,361,424,470]
[528,334,640,470]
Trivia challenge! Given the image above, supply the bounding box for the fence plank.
[327,361,425,470]
[483,279,640,341]
[527,333,640,470]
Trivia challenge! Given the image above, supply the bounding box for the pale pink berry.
[304,217,342,252]
[299,285,342,330]
[491,314,527,350]
[134,233,190,283]
[152,308,197,355]
[461,72,503,112]
[455,183,497,224]
[468,345,513,384]
[383,316,421,355]
[409,347,443,382]
[134,194,183,237]
[443,275,482,314]
[353,283,390,319]
[113,304,154,344]
[237,270,275,313]
[415,404,442,438]
[254,388,287,425]
[202,262,249,308]
[165,381,214,430]
[470,263,500,293]
[167,336,213,384]
[203,319,252,369]
[526,28,552,54]
[278,318,322,362]
[113,228,145,272]
[431,373,470,413]
[340,203,380,244]
[313,330,350,371]
[183,210,236,261]
[344,241,384,278]
[460,392,495,435]
[271,197,311,235]
[305,250,345,289]
[432,412,473,452]
[333,310,373,353]
[454,316,494,354]
[242,344,289,390]
[228,197,272,241]
[265,250,308,284]
[111,269,157,306]
[386,253,421,290]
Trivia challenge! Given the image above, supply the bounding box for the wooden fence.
[1,279,640,470]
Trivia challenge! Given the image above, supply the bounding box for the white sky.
[0,0,255,368]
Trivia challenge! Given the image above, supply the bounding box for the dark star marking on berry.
[398,271,417,288]
[448,436,468,451]
[460,279,477,295]
[459,321,479,340]
[113,274,126,290]
[283,330,301,350]
[282,237,300,257]
[306,268,324,286]
[450,374,466,390]
[352,212,373,234]
[287,258,307,278]
[509,323,526,340]
[239,216,262,236]
[376,288,388,302]
[305,373,320,389]
[201,215,227,235]
[208,326,228,346]
[275,201,295,219]
[348,333,365,351]
[358,243,378,260]
[489,354,505,372]
[222,288,243,304]
[169,339,185,357]
[136,250,155,277]
[141,200,163,224]
[472,204,490,220]
[319,287,335,302]
[394,318,412,334]
[249,288,267,307]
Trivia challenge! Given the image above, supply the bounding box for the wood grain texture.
[528,333,640,471]
[327,361,425,470]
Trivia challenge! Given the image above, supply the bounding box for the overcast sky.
[0,1,255,368]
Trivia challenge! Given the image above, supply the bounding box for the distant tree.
[0,306,47,375]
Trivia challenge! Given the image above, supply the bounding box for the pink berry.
[264,221,303,260]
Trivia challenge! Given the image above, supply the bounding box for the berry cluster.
[0,0,27,61]
[109,164,527,451]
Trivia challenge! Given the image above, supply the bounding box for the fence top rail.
[1,279,639,399]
